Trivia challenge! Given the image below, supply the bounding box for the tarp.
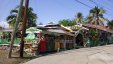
[25,33,36,40]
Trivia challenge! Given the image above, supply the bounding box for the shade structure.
[26,27,42,33]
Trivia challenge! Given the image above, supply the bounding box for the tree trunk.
[8,0,24,58]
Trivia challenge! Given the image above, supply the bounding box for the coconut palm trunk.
[8,0,24,58]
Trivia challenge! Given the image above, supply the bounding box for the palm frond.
[10,9,18,14]
[6,14,16,21]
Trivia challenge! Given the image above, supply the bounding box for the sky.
[0,0,113,28]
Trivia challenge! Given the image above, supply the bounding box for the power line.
[89,0,98,6]
[74,0,92,8]
[105,0,113,11]
[89,0,113,12]
[88,0,113,16]
[74,0,113,18]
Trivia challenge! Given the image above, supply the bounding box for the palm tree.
[87,6,108,26]
[0,25,2,29]
[108,20,113,30]
[59,19,75,26]
[86,7,109,46]
[7,6,37,28]
[75,12,83,24]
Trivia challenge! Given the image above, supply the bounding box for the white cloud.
[0,21,9,28]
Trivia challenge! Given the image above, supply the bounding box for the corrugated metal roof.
[47,29,74,36]
[47,29,68,34]
[0,28,13,32]
[83,24,113,33]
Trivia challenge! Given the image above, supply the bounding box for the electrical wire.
[88,0,113,16]
[89,0,98,6]
[74,0,92,8]
[74,0,113,17]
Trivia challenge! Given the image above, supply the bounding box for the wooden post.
[8,0,24,58]
[20,0,29,58]
[64,35,66,50]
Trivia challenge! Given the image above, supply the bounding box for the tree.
[108,20,113,30]
[86,6,107,26]
[7,6,37,28]
[0,25,2,29]
[75,12,83,24]
[58,19,76,26]
[86,7,107,46]
[48,22,54,25]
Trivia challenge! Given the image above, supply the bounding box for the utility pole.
[8,0,24,58]
[20,0,29,58]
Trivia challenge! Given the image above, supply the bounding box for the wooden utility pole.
[20,0,29,57]
[8,0,24,58]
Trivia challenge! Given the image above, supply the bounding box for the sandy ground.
[24,45,113,64]
[0,47,32,64]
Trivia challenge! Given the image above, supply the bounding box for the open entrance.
[76,34,84,46]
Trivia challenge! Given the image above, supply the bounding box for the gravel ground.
[24,45,113,64]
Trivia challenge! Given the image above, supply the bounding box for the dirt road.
[24,45,113,64]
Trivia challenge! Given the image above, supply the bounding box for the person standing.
[38,33,47,54]
[55,36,60,52]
